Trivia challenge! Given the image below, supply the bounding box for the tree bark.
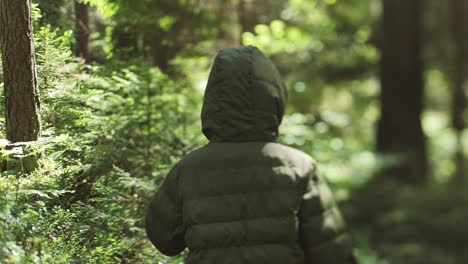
[377,0,428,183]
[152,31,170,73]
[216,1,239,46]
[238,0,255,36]
[151,30,183,74]
[449,0,468,181]
[75,0,90,62]
[0,0,41,143]
[151,30,170,73]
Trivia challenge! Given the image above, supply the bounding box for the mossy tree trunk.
[377,0,428,184]
[0,0,41,143]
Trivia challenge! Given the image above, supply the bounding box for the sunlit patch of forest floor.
[346,180,468,264]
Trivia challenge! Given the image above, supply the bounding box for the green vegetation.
[1,0,467,263]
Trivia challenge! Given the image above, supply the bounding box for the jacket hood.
[201,46,287,142]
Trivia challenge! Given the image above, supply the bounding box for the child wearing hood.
[146,46,357,264]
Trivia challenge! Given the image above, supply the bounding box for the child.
[146,46,357,264]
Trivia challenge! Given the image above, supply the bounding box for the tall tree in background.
[377,0,427,183]
[449,0,468,181]
[75,0,90,61]
[216,1,240,46]
[151,29,181,73]
[0,0,41,142]
[238,0,255,39]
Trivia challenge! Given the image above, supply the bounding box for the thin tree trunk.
[151,30,183,74]
[75,0,90,62]
[217,1,239,46]
[0,0,41,143]
[449,0,468,181]
[377,0,428,184]
[152,31,170,73]
[238,0,255,44]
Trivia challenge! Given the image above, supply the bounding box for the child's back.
[146,46,356,264]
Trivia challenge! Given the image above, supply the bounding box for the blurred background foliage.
[0,0,467,263]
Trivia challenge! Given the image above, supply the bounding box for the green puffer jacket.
[146,46,356,264]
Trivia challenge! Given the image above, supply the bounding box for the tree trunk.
[216,1,239,46]
[0,0,41,143]
[377,0,428,184]
[449,0,468,181]
[151,30,183,75]
[151,31,172,73]
[238,0,255,42]
[75,0,90,62]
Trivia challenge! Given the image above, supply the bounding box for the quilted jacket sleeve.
[145,164,186,256]
[298,164,357,264]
